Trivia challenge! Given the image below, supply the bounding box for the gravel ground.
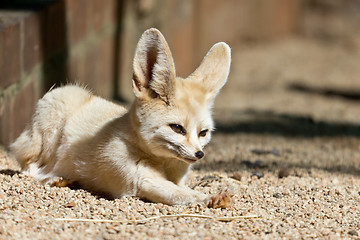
[1,37,360,239]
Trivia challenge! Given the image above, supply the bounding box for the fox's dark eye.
[199,129,208,137]
[169,124,186,135]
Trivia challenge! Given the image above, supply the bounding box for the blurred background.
[1,0,360,146]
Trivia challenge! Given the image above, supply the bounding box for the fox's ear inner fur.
[190,42,231,102]
[133,28,176,103]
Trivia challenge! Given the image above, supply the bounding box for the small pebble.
[254,160,263,168]
[231,172,242,181]
[271,148,280,156]
[273,193,283,198]
[64,201,76,208]
[251,171,264,179]
[278,168,290,178]
[348,230,358,236]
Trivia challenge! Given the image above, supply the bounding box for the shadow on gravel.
[0,169,20,176]
[215,109,360,137]
[288,83,360,101]
[193,158,360,177]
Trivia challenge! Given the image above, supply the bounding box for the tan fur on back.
[10,28,231,206]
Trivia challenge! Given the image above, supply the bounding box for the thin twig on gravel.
[54,214,261,224]
[213,172,242,185]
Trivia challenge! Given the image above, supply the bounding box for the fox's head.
[131,28,231,164]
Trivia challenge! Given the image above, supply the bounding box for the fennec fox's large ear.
[190,42,231,102]
[132,28,176,103]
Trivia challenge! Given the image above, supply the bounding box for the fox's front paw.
[206,191,233,209]
[50,177,77,188]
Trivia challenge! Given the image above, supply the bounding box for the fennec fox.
[10,28,231,206]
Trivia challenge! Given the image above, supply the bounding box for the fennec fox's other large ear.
[132,28,176,103]
[190,42,231,102]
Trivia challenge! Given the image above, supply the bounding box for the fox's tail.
[10,126,42,170]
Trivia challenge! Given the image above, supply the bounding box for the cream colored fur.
[10,28,231,205]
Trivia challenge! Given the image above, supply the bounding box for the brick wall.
[0,0,303,146]
[0,0,120,146]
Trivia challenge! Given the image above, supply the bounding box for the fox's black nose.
[195,151,204,159]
